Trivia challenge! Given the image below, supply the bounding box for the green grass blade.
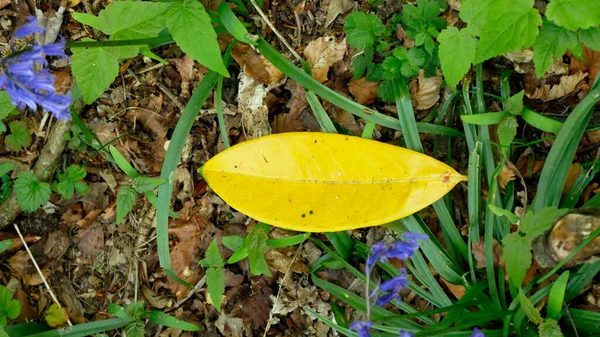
[460,112,511,125]
[361,121,376,139]
[266,233,310,247]
[565,261,600,301]
[521,108,562,133]
[215,75,230,148]
[533,76,600,210]
[306,91,337,133]
[546,270,569,319]
[468,142,482,282]
[20,318,132,337]
[217,2,257,45]
[149,311,200,331]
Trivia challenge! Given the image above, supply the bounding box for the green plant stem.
[66,35,175,48]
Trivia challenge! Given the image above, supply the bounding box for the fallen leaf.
[238,71,281,139]
[241,291,271,330]
[43,231,71,259]
[348,77,380,105]
[331,107,362,135]
[168,238,202,299]
[45,304,69,328]
[126,107,168,145]
[472,238,503,269]
[272,113,304,133]
[76,222,105,256]
[285,79,309,118]
[563,162,583,196]
[325,0,354,27]
[440,278,466,300]
[232,44,284,85]
[410,70,443,110]
[526,71,588,101]
[498,164,516,189]
[569,45,600,84]
[169,56,196,98]
[303,37,347,83]
[53,70,71,95]
[504,49,534,74]
[8,250,50,286]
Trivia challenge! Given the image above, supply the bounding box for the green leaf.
[377,79,395,103]
[200,239,225,268]
[0,285,20,326]
[488,204,520,224]
[167,0,228,76]
[474,0,542,63]
[519,207,569,238]
[459,0,495,36]
[437,27,477,89]
[579,26,600,51]
[206,266,225,312]
[149,311,200,331]
[547,271,569,319]
[125,301,147,320]
[125,321,146,337]
[116,186,137,224]
[72,12,101,30]
[247,223,271,276]
[5,120,31,152]
[131,177,165,193]
[546,0,600,31]
[44,304,69,327]
[461,111,511,125]
[71,45,119,104]
[54,165,88,199]
[222,235,245,251]
[506,90,525,115]
[533,20,580,78]
[497,116,517,157]
[0,91,17,134]
[344,12,386,50]
[0,163,16,177]
[14,172,51,213]
[0,239,12,254]
[539,319,564,337]
[518,288,543,325]
[502,232,533,288]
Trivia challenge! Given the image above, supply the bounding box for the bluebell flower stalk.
[0,15,71,120]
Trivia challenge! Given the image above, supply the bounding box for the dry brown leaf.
[53,69,71,95]
[472,238,503,269]
[272,113,304,133]
[8,250,50,286]
[303,37,347,83]
[348,77,380,105]
[331,107,362,135]
[127,108,168,145]
[409,70,442,110]
[516,157,545,178]
[498,164,516,189]
[285,79,308,118]
[440,278,466,300]
[570,45,600,84]
[325,0,354,27]
[232,44,284,85]
[504,50,534,74]
[238,71,282,139]
[168,238,202,299]
[43,231,71,260]
[169,56,195,98]
[563,162,583,196]
[526,71,588,101]
[76,222,105,256]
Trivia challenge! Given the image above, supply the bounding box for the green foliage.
[247,223,271,276]
[400,0,447,54]
[474,0,542,63]
[166,0,228,76]
[5,120,31,152]
[0,163,15,204]
[546,0,600,31]
[533,20,580,78]
[437,27,477,89]
[547,271,569,319]
[45,304,69,327]
[383,47,426,79]
[14,172,51,213]
[53,165,89,199]
[116,186,137,224]
[539,318,563,337]
[518,288,543,324]
[497,116,517,157]
[70,44,119,104]
[199,240,225,311]
[502,207,569,287]
[344,12,386,50]
[64,125,88,152]
[131,177,165,193]
[0,91,17,134]
[0,285,20,327]
[0,239,12,254]
[459,0,494,36]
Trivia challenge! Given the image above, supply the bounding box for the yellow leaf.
[200,132,466,232]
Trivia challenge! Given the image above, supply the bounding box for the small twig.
[247,0,303,62]
[14,224,73,327]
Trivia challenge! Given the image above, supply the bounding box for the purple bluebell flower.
[402,232,429,241]
[471,327,485,337]
[367,232,428,271]
[0,15,71,120]
[376,268,409,306]
[349,320,372,337]
[398,330,415,337]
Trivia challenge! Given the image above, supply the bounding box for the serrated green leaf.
[55,165,88,199]
[506,90,525,115]
[539,318,564,337]
[437,27,477,88]
[533,20,580,78]
[125,321,146,337]
[344,12,386,50]
[131,177,165,193]
[502,232,533,288]
[497,116,517,157]
[0,285,20,325]
[5,120,31,152]
[0,239,12,254]
[201,240,225,268]
[206,267,225,312]
[71,45,119,104]
[377,79,395,103]
[546,0,600,31]
[116,186,137,224]
[247,223,271,276]
[518,288,543,325]
[474,0,542,63]
[45,304,68,327]
[519,207,569,238]
[167,0,228,76]
[0,91,16,134]
[125,301,147,320]
[579,26,600,51]
[459,0,495,36]
[14,172,51,213]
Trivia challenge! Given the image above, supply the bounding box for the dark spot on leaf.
[301,213,306,218]
[309,210,313,215]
